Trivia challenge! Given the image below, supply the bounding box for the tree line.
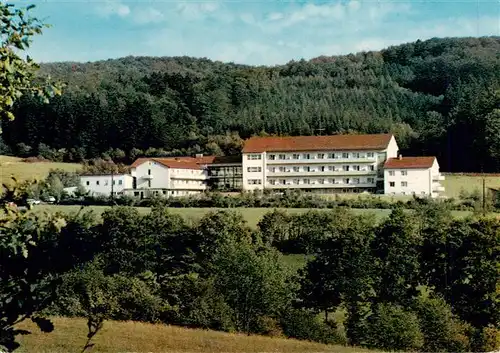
[1,37,499,172]
[2,194,499,351]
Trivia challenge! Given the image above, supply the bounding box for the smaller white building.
[80,174,134,197]
[383,156,445,198]
[126,157,208,198]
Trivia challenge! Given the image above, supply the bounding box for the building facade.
[80,174,134,197]
[79,134,446,198]
[125,158,207,198]
[241,134,399,193]
[383,156,445,198]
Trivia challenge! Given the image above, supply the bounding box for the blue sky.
[19,0,500,65]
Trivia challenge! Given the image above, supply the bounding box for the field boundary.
[443,172,500,177]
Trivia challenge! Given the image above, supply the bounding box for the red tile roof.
[131,155,241,168]
[242,134,393,153]
[384,156,436,169]
[131,158,202,170]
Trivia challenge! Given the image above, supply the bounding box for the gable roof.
[131,155,242,169]
[131,158,201,170]
[242,134,394,153]
[384,156,436,169]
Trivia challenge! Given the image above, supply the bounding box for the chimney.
[398,154,402,160]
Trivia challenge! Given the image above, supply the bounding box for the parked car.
[27,199,41,206]
[43,196,56,204]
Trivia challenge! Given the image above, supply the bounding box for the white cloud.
[240,13,256,25]
[96,0,130,18]
[133,7,164,24]
[348,1,361,12]
[407,16,500,39]
[33,0,500,65]
[176,2,219,20]
[267,12,284,21]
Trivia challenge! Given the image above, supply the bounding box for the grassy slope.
[443,174,500,198]
[0,156,81,185]
[34,205,479,228]
[15,317,373,353]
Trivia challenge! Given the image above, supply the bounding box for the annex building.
[80,133,446,198]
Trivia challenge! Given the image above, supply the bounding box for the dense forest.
[1,37,499,172]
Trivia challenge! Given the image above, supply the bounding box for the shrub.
[279,308,345,345]
[415,296,472,352]
[365,303,424,351]
[475,325,500,352]
[49,263,167,323]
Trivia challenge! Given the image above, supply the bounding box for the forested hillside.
[1,37,499,172]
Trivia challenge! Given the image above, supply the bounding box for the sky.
[17,0,500,65]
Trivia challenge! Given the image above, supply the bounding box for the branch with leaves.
[0,3,63,122]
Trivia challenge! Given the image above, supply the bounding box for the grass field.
[0,155,81,185]
[442,173,500,199]
[33,205,481,228]
[15,317,372,353]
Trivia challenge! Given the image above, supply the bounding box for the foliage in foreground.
[2,188,499,352]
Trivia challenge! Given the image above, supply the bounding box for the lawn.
[33,205,479,228]
[15,317,373,353]
[0,155,81,185]
[443,173,500,199]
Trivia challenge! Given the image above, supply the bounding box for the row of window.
[389,181,408,187]
[388,170,408,176]
[248,177,376,186]
[172,180,204,185]
[268,165,376,173]
[247,152,376,161]
[247,167,262,172]
[267,152,375,160]
[269,177,375,185]
[86,179,123,186]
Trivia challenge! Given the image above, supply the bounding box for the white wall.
[131,160,170,189]
[81,174,133,196]
[384,159,445,198]
[169,168,207,190]
[385,135,399,159]
[242,152,265,190]
[130,161,208,194]
[384,168,432,196]
[242,149,385,191]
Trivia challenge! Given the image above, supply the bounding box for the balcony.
[433,174,445,181]
[170,174,207,181]
[267,157,376,165]
[267,182,375,189]
[267,170,377,177]
[433,185,445,192]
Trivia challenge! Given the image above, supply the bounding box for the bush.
[365,303,424,351]
[415,296,472,352]
[49,263,167,323]
[475,325,500,352]
[280,308,345,345]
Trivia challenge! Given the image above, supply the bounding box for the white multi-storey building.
[79,134,446,198]
[242,133,399,193]
[124,157,208,198]
[383,156,445,198]
[80,174,134,197]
